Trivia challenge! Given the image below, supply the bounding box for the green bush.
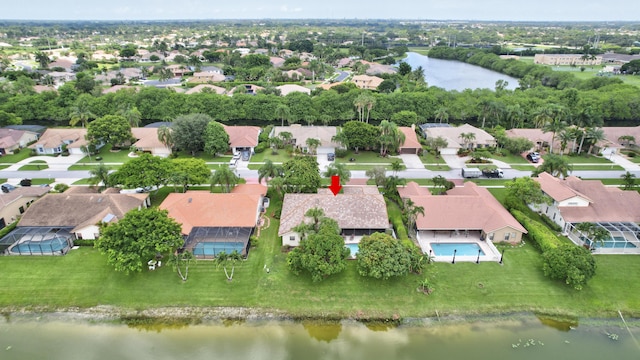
[334,148,348,158]
[511,210,562,253]
[54,183,69,193]
[74,239,95,247]
[542,244,596,291]
[0,221,18,238]
[254,142,268,154]
[12,148,20,154]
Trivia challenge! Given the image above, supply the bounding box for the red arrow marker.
[328,175,342,196]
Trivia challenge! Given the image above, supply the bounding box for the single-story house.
[189,71,226,83]
[131,127,172,157]
[276,84,311,96]
[279,186,391,247]
[17,188,150,239]
[398,126,422,154]
[504,128,554,153]
[159,184,266,257]
[166,64,190,77]
[421,123,496,155]
[30,128,89,155]
[185,84,226,95]
[0,128,39,155]
[270,125,339,154]
[598,126,640,155]
[228,84,264,96]
[399,181,527,246]
[351,74,384,90]
[533,172,640,253]
[0,185,50,229]
[223,125,261,155]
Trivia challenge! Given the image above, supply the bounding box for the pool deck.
[567,232,640,255]
[416,230,502,263]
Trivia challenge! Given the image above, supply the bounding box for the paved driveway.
[398,154,425,169]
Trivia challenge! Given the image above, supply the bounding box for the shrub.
[54,183,69,193]
[73,239,95,247]
[334,148,348,158]
[254,142,268,154]
[249,235,259,248]
[511,209,563,253]
[12,148,20,154]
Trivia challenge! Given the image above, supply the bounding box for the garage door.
[400,147,418,154]
[439,147,457,155]
[316,147,335,155]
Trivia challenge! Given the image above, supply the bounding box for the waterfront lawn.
[1,196,639,318]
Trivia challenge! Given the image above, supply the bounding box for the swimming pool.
[431,243,485,256]
[192,242,245,256]
[586,237,637,249]
[9,237,69,255]
[345,243,359,258]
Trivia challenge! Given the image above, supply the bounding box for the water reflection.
[0,315,638,360]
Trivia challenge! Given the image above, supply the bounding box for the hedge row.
[511,209,563,253]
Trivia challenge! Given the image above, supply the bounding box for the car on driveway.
[241,151,250,161]
[526,152,540,163]
[327,153,335,161]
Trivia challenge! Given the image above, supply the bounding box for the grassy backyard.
[0,189,639,319]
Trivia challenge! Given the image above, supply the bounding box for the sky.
[3,1,639,22]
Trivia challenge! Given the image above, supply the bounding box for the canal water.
[402,52,519,91]
[1,315,638,359]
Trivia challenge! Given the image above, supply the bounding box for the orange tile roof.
[232,184,267,196]
[399,127,422,151]
[405,182,526,234]
[159,191,262,235]
[398,181,432,198]
[223,125,261,148]
[131,127,167,150]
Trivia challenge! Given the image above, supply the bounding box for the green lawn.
[565,154,615,164]
[335,150,399,164]
[17,160,49,171]
[1,187,639,319]
[571,164,624,171]
[75,145,134,164]
[489,153,529,164]
[342,164,406,171]
[420,152,451,170]
[250,150,295,164]
[0,150,31,164]
[511,164,536,171]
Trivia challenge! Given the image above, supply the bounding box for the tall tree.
[172,113,212,156]
[585,127,605,155]
[403,198,425,235]
[34,52,50,68]
[167,250,195,282]
[210,164,239,193]
[203,121,230,156]
[275,104,291,127]
[69,94,96,128]
[157,126,174,149]
[305,138,321,155]
[258,159,282,185]
[281,156,321,193]
[117,104,142,128]
[95,208,184,274]
[533,154,574,179]
[621,171,636,190]
[171,158,211,192]
[87,115,132,148]
[340,121,378,153]
[216,250,243,282]
[110,154,172,191]
[378,120,405,157]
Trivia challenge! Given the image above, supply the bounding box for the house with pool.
[399,181,526,262]
[534,172,640,254]
[278,186,391,257]
[0,187,149,255]
[159,184,266,258]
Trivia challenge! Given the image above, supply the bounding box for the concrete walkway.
[3,154,84,171]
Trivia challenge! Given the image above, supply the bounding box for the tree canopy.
[172,113,212,155]
[95,208,184,274]
[86,115,132,148]
[111,153,171,190]
[170,158,211,192]
[287,215,350,282]
[542,244,597,291]
[281,156,321,193]
[357,232,412,280]
[203,121,230,156]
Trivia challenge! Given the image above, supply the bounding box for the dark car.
[327,153,335,161]
[241,151,250,161]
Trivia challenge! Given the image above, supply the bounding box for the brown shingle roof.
[18,193,148,229]
[278,186,389,235]
[0,186,50,208]
[159,191,262,235]
[131,127,167,150]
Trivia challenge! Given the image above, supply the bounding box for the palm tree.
[69,94,96,128]
[268,176,286,199]
[533,154,573,179]
[403,198,425,235]
[458,132,476,150]
[434,106,449,124]
[378,120,405,157]
[258,159,281,185]
[216,250,243,281]
[157,126,174,150]
[533,105,554,128]
[305,138,321,154]
[331,130,350,151]
[505,104,524,128]
[431,175,449,195]
[621,171,636,190]
[585,127,605,155]
[167,250,194,282]
[323,162,351,184]
[557,128,574,156]
[275,104,291,127]
[391,160,403,176]
[278,131,293,146]
[304,207,325,232]
[210,165,239,193]
[117,104,142,128]
[542,117,567,154]
[88,163,111,191]
[354,92,373,122]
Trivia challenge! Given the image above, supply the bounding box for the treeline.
[2,70,640,128]
[427,46,626,90]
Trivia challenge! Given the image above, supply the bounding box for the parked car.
[229,157,238,167]
[241,151,250,161]
[526,152,540,163]
[1,183,16,193]
[327,153,335,161]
